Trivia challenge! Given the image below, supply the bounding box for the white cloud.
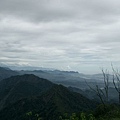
[0,0,120,73]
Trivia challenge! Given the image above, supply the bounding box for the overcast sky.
[0,0,120,73]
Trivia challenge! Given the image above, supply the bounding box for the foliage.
[59,104,120,120]
[59,112,95,120]
[26,111,42,120]
[0,84,97,120]
[94,104,120,120]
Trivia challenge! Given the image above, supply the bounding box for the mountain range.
[0,66,113,88]
[0,74,97,120]
[0,67,18,81]
[0,74,54,110]
[0,66,119,119]
[0,66,117,101]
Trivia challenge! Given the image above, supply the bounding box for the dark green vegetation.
[59,104,120,120]
[0,74,54,110]
[94,104,120,120]
[0,74,97,120]
[0,67,120,119]
[0,84,97,120]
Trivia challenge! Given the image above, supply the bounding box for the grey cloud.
[0,0,120,73]
[0,0,73,22]
[0,0,120,23]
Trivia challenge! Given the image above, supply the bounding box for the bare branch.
[113,75,119,92]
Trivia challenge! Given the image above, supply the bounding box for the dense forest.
[0,67,120,120]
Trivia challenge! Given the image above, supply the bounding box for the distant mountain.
[0,74,54,110]
[68,86,100,101]
[0,84,97,120]
[19,70,103,89]
[0,66,114,89]
[68,86,119,103]
[9,65,56,71]
[0,67,18,81]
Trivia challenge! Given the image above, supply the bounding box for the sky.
[0,0,120,74]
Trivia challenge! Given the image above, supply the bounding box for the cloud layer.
[0,0,120,73]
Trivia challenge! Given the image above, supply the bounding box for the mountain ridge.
[0,74,54,110]
[0,84,97,120]
[0,67,18,81]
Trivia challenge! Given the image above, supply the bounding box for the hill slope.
[0,74,54,110]
[0,84,97,120]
